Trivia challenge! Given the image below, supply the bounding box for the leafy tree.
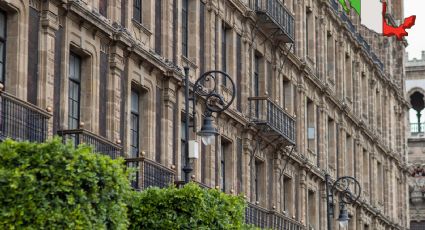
[0,138,131,229]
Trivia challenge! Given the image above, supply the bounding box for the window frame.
[133,0,142,23]
[130,90,140,158]
[68,52,82,130]
[181,0,189,57]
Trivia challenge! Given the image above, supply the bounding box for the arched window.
[409,90,425,133]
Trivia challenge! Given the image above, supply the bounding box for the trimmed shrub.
[0,138,131,229]
[127,182,253,229]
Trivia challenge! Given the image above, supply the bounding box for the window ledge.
[132,19,152,36]
[181,55,198,69]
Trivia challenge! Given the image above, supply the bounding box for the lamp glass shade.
[197,115,218,146]
[201,135,215,145]
[337,207,350,228]
[338,220,348,228]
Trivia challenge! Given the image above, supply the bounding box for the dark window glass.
[99,0,108,16]
[182,0,189,57]
[220,141,226,192]
[254,55,260,117]
[222,23,227,85]
[68,53,81,130]
[133,0,142,23]
[130,90,140,158]
[0,11,6,83]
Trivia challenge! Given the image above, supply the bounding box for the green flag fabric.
[338,0,361,15]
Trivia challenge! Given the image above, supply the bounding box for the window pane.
[131,90,139,113]
[0,12,5,39]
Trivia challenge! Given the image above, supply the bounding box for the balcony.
[411,123,425,134]
[126,157,176,190]
[0,90,50,142]
[245,203,305,229]
[248,97,296,145]
[57,129,123,159]
[250,0,295,43]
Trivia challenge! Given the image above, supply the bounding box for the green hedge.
[127,183,252,229]
[0,138,131,229]
[0,139,256,229]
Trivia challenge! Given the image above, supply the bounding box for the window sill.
[181,55,198,69]
[132,19,152,36]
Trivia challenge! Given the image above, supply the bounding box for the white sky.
[405,0,425,60]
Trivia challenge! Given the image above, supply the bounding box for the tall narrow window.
[308,190,317,229]
[281,176,293,214]
[182,0,189,57]
[0,10,6,83]
[362,149,369,193]
[99,0,108,17]
[254,55,260,117]
[181,119,187,181]
[154,0,162,54]
[328,118,336,170]
[133,0,142,23]
[222,23,228,86]
[326,34,334,80]
[306,98,315,152]
[345,55,352,98]
[130,90,140,158]
[220,139,230,192]
[306,9,313,57]
[254,160,262,202]
[68,53,81,130]
[346,134,353,176]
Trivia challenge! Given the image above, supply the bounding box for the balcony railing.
[248,97,296,145]
[245,203,305,230]
[57,129,123,159]
[126,157,175,190]
[411,123,425,134]
[0,90,50,142]
[250,0,295,43]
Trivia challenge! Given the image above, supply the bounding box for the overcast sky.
[405,0,425,60]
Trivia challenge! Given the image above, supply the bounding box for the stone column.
[39,1,59,137]
[107,45,124,144]
[162,78,177,169]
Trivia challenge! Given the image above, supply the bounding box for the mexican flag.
[339,0,383,33]
[338,0,416,40]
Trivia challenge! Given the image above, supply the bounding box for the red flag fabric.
[382,2,416,40]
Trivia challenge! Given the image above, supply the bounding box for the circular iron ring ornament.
[331,176,361,204]
[193,70,236,113]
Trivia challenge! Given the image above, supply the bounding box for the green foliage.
[127,182,253,229]
[0,138,131,229]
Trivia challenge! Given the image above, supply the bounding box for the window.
[254,160,262,202]
[222,23,229,86]
[328,118,336,169]
[306,9,313,57]
[254,55,260,117]
[181,119,187,181]
[68,53,81,130]
[0,10,6,83]
[308,190,317,228]
[377,161,383,202]
[182,0,189,57]
[306,98,315,152]
[362,149,369,193]
[220,139,231,192]
[133,0,142,23]
[345,55,352,98]
[130,90,140,158]
[326,34,334,80]
[281,176,293,214]
[346,134,353,176]
[99,0,108,17]
[154,0,161,54]
[282,79,292,113]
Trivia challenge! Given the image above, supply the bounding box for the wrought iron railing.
[411,123,425,133]
[245,203,305,229]
[329,0,339,11]
[126,157,175,190]
[251,0,295,42]
[248,97,296,144]
[0,90,50,142]
[57,129,122,159]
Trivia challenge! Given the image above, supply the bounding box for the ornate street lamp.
[182,67,235,183]
[325,174,361,230]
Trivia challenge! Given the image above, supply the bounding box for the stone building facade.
[406,52,425,230]
[0,0,409,229]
